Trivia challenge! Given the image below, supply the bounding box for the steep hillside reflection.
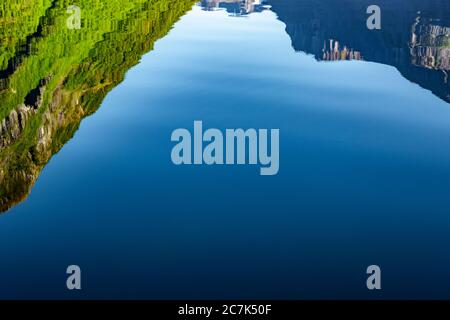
[0,0,195,212]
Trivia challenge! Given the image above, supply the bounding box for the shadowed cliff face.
[268,0,450,103]
[0,0,196,213]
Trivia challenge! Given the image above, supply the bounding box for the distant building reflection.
[200,0,267,16]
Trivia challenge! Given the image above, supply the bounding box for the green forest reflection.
[0,0,195,212]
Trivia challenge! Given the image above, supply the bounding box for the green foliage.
[0,0,196,212]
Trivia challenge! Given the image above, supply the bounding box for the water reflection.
[1,0,450,213]
[200,0,267,15]
[198,0,450,99]
[1,1,450,300]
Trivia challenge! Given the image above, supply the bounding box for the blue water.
[1,4,450,299]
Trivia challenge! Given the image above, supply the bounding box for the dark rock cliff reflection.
[268,0,450,102]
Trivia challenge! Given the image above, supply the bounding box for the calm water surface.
[0,1,450,299]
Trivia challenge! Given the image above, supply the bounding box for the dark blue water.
[1,3,450,299]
